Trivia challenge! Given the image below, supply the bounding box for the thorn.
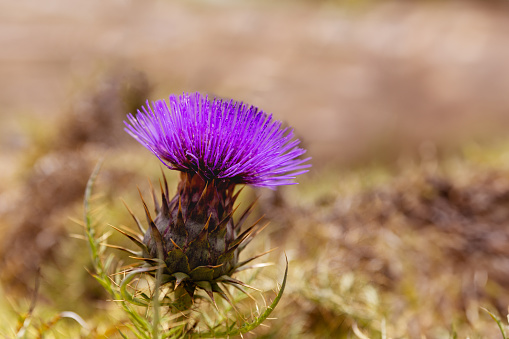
[235,196,260,231]
[211,205,239,233]
[160,180,170,217]
[148,178,160,214]
[195,180,210,206]
[203,214,212,232]
[211,283,240,314]
[172,198,188,244]
[148,218,165,261]
[229,216,265,250]
[196,281,218,311]
[109,224,147,251]
[216,275,262,292]
[160,166,170,198]
[173,272,189,289]
[137,188,154,225]
[239,222,270,252]
[232,185,245,203]
[226,282,257,302]
[121,199,146,234]
[169,238,182,251]
[177,197,185,224]
[234,248,277,270]
[101,243,140,256]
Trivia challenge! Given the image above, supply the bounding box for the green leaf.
[189,266,214,281]
[117,329,129,339]
[120,268,155,307]
[173,272,190,289]
[166,248,191,274]
[185,216,211,268]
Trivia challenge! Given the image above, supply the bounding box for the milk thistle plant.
[84,92,309,337]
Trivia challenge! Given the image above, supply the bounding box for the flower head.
[124,92,310,186]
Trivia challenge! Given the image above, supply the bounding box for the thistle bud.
[143,173,239,285]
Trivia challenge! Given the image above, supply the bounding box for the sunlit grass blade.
[481,307,507,339]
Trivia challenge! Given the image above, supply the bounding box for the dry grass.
[253,147,509,338]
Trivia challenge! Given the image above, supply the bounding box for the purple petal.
[124,92,310,187]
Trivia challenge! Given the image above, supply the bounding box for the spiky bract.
[124,92,310,187]
[131,172,262,307]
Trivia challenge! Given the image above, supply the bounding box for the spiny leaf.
[195,180,210,207]
[216,224,257,270]
[215,250,235,277]
[128,256,159,263]
[209,205,238,233]
[185,215,212,268]
[230,186,245,207]
[101,243,141,256]
[174,284,194,311]
[121,200,146,234]
[234,248,277,271]
[234,196,259,231]
[171,197,188,248]
[173,272,190,289]
[166,248,191,274]
[184,284,196,300]
[195,281,218,310]
[188,266,214,281]
[238,222,269,252]
[229,216,265,249]
[148,215,166,260]
[109,224,148,252]
[120,268,155,307]
[223,281,256,302]
[211,282,238,313]
[160,166,170,199]
[138,188,155,226]
[216,275,262,292]
[170,238,183,251]
[148,178,160,214]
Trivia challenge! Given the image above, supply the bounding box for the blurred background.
[2,0,509,337]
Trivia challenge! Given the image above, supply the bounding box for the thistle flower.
[123,92,310,310]
[125,92,310,187]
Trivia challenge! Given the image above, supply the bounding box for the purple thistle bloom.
[125,92,310,187]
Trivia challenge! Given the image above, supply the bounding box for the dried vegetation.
[256,152,509,337]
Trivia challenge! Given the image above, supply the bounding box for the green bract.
[130,172,264,309]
